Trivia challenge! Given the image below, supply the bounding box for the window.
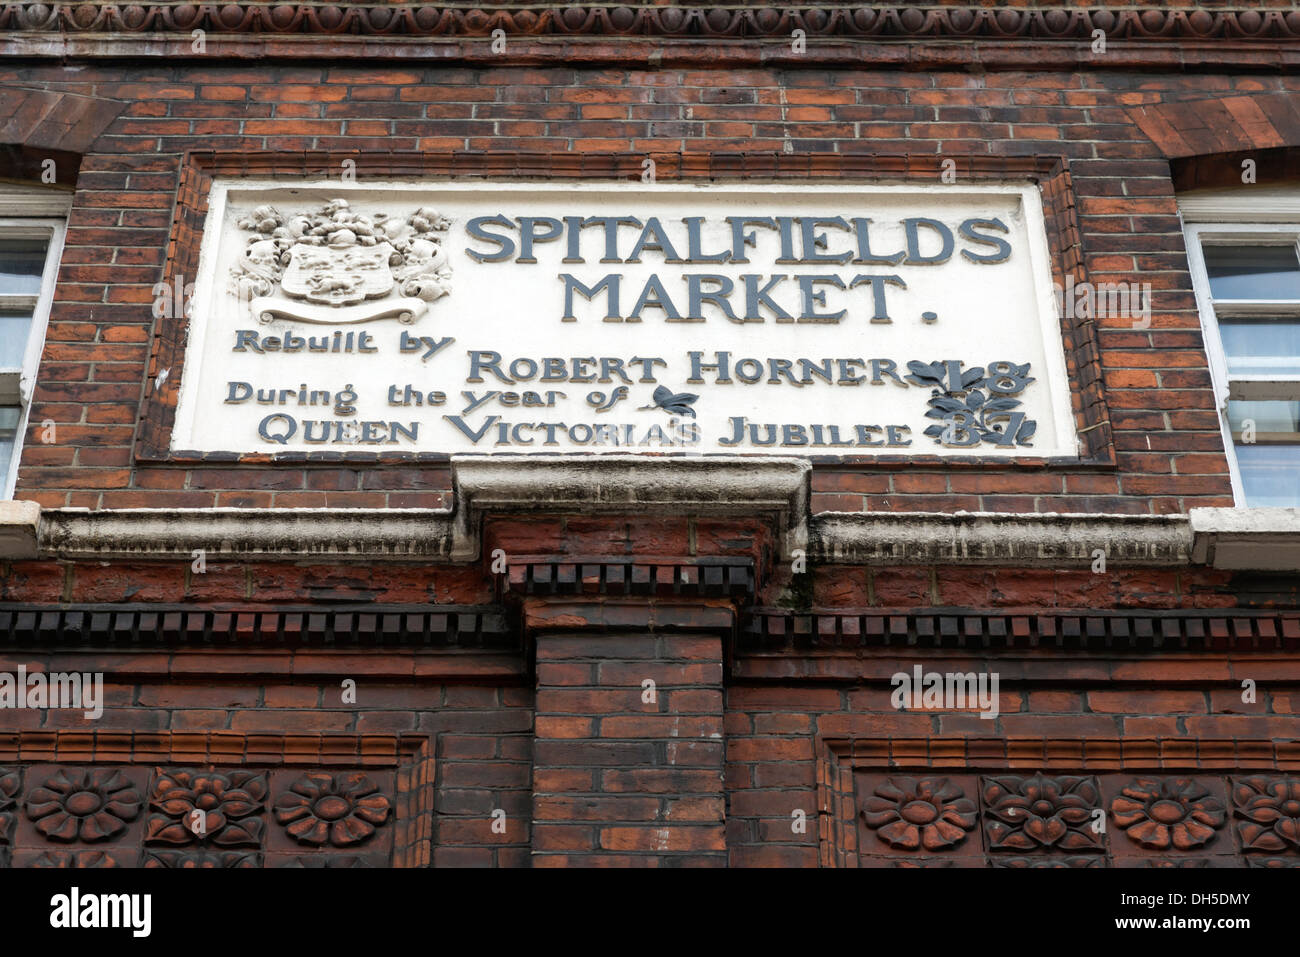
[0,183,69,498]
[1182,190,1300,508]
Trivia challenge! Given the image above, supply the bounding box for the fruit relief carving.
[229,199,453,326]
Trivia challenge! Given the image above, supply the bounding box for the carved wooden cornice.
[1,5,1298,42]
[744,607,1300,652]
[0,603,516,648]
[503,557,756,600]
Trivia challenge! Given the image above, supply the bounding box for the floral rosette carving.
[32,850,122,868]
[274,772,391,847]
[861,777,977,851]
[143,850,260,869]
[890,859,954,868]
[1110,778,1225,850]
[145,769,268,847]
[994,856,1103,868]
[982,774,1104,852]
[0,768,20,844]
[279,855,372,868]
[25,769,142,843]
[1145,859,1212,868]
[1232,776,1300,852]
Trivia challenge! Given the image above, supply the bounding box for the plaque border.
[138,151,1113,470]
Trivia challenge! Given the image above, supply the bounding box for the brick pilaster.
[529,600,730,866]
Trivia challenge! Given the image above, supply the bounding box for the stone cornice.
[0,501,39,560]
[6,459,1300,570]
[13,456,811,563]
[1,5,1297,68]
[1191,506,1300,570]
[8,503,1300,571]
[812,507,1300,570]
[37,505,459,561]
[811,510,1194,567]
[451,455,809,562]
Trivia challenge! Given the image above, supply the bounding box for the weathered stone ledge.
[5,463,1300,571]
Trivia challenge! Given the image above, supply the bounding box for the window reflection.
[1204,244,1300,301]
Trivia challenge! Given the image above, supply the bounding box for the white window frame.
[0,183,70,499]
[1181,197,1300,507]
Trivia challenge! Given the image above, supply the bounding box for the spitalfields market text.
[465,214,1011,324]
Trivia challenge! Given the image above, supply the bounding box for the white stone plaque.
[171,180,1079,458]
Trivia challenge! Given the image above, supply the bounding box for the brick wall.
[727,636,1300,867]
[532,627,727,866]
[3,14,1300,872]
[10,62,1298,511]
[0,645,533,867]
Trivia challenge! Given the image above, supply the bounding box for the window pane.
[0,239,48,298]
[1219,318,1300,376]
[1228,399,1300,437]
[0,405,19,487]
[0,309,33,368]
[1234,444,1300,507]
[1203,244,1300,301]
[1227,400,1300,506]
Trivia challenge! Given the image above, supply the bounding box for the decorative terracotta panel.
[1231,776,1300,853]
[822,736,1300,868]
[0,733,431,868]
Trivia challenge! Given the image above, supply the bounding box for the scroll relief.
[228,199,453,325]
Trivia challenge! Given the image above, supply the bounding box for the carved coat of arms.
[229,199,453,325]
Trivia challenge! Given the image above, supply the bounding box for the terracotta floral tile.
[1230,776,1300,855]
[1102,775,1234,862]
[13,766,148,851]
[856,773,980,859]
[144,768,269,849]
[981,773,1106,857]
[141,849,262,868]
[267,769,395,855]
[14,848,130,868]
